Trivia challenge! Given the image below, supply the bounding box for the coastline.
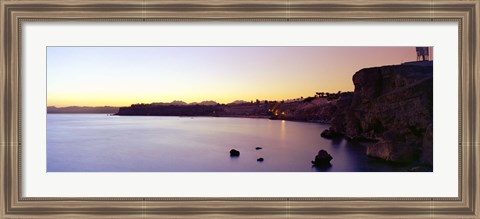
[114,113,329,124]
[48,62,433,170]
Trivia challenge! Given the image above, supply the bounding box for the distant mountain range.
[152,100,219,106]
[229,100,249,105]
[129,100,256,107]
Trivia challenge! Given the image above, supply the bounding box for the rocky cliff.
[329,62,433,166]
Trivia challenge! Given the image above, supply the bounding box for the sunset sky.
[47,47,430,107]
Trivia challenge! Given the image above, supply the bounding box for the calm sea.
[47,114,404,172]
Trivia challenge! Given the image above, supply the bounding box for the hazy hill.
[150,100,218,106]
[198,101,218,106]
[228,100,249,105]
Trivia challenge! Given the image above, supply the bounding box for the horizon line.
[47,91,355,108]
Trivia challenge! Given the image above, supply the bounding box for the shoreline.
[47,113,331,124]
[113,113,331,124]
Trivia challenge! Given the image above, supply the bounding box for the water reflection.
[331,137,343,146]
[47,114,408,172]
[312,163,333,172]
[279,120,286,141]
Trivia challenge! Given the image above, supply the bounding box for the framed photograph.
[1,0,478,218]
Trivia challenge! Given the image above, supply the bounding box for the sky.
[47,47,431,107]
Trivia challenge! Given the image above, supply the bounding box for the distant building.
[416,47,430,61]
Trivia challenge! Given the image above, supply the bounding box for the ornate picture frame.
[1,0,478,218]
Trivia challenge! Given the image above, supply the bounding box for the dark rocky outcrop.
[257,158,264,162]
[320,129,343,139]
[311,149,333,166]
[229,149,240,157]
[329,62,433,166]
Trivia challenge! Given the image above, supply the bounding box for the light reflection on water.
[47,114,404,172]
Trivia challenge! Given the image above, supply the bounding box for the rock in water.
[320,129,343,139]
[255,147,263,150]
[230,149,240,157]
[257,157,264,162]
[311,150,333,166]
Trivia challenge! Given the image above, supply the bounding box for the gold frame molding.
[1,0,479,218]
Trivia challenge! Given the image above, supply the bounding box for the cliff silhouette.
[328,61,433,166]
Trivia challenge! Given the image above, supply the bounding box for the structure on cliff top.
[415,47,430,61]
